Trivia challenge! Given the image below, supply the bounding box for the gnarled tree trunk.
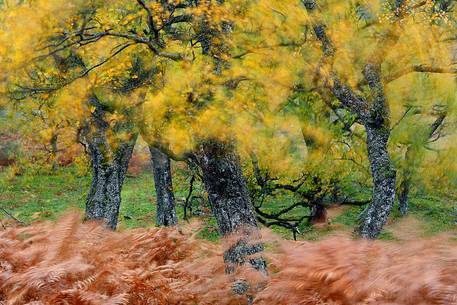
[85,137,136,230]
[310,203,327,224]
[81,96,137,230]
[304,0,402,239]
[149,146,177,226]
[196,140,266,274]
[358,125,396,238]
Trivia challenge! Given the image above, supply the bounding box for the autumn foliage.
[0,213,455,305]
[258,236,457,305]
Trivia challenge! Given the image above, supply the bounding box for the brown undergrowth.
[0,212,456,305]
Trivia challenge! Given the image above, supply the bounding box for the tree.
[117,57,179,227]
[3,52,87,174]
[195,140,266,273]
[396,107,447,215]
[79,94,138,229]
[149,145,177,226]
[0,1,275,273]
[3,0,454,245]
[301,0,457,238]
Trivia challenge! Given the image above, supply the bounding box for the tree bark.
[398,146,412,216]
[50,133,58,172]
[358,125,396,238]
[310,203,327,224]
[398,176,410,216]
[81,96,137,230]
[304,0,402,239]
[196,140,266,274]
[149,146,178,226]
[85,137,137,230]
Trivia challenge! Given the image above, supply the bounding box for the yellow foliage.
[163,120,194,156]
[1,0,456,180]
[74,154,90,177]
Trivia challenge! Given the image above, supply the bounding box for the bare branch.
[427,112,447,143]
[385,64,457,83]
[163,14,193,27]
[15,43,136,95]
[390,106,413,131]
[136,0,158,40]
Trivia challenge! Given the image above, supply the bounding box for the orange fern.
[0,212,456,305]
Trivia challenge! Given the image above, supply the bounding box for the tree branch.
[136,0,159,40]
[303,0,372,121]
[385,64,457,83]
[427,112,447,142]
[390,106,413,131]
[15,42,136,95]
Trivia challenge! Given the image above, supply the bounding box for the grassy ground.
[0,167,455,241]
[0,168,155,229]
[303,196,457,241]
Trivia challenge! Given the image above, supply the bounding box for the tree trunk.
[304,1,400,239]
[398,177,410,216]
[85,137,137,230]
[358,125,396,239]
[310,203,327,224]
[50,133,58,172]
[149,146,178,226]
[196,140,266,274]
[82,95,137,230]
[398,146,412,216]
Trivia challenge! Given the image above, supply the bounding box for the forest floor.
[0,167,456,304]
[1,167,455,243]
[1,212,456,305]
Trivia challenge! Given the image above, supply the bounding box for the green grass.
[0,168,160,228]
[118,173,157,229]
[1,167,455,242]
[378,230,398,241]
[407,196,456,235]
[333,205,365,227]
[300,225,335,241]
[332,197,456,239]
[0,168,89,223]
[195,217,220,242]
[0,167,215,238]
